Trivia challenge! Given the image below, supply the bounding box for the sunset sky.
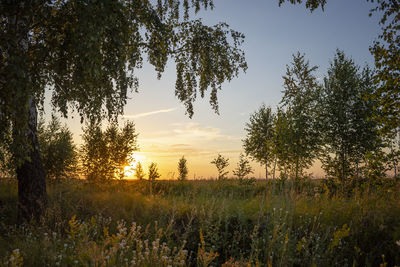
[48,0,382,179]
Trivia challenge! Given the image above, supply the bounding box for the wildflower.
[396,240,400,246]
[74,260,78,264]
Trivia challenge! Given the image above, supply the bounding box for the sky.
[49,0,382,179]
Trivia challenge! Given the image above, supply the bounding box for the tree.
[134,162,146,180]
[37,115,77,181]
[280,52,322,179]
[233,153,253,179]
[273,108,293,178]
[148,162,161,181]
[243,105,276,179]
[80,121,138,183]
[320,51,381,183]
[369,0,400,134]
[177,156,188,181]
[0,0,247,220]
[211,154,230,180]
[105,121,138,180]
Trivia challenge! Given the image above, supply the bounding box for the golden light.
[124,153,148,178]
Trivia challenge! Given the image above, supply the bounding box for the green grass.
[1,178,400,266]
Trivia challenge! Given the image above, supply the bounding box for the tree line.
[243,50,400,186]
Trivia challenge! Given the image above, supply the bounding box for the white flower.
[396,240,400,246]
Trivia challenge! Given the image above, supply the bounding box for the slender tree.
[280,52,322,179]
[148,162,161,181]
[243,105,276,179]
[134,162,146,180]
[211,154,230,180]
[233,153,254,179]
[177,156,188,181]
[0,1,247,220]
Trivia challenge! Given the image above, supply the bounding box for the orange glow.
[124,153,148,178]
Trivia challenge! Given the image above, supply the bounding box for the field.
[1,178,400,266]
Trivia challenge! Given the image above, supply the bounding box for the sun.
[124,153,147,178]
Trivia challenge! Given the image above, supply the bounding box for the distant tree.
[0,0,247,221]
[105,121,138,180]
[80,121,138,183]
[134,162,146,180]
[233,153,253,179]
[177,156,188,181]
[243,105,276,179]
[37,115,77,180]
[211,154,230,180]
[148,162,161,181]
[280,52,322,179]
[320,51,381,182]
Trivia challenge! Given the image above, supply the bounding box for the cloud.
[121,108,177,119]
[172,123,238,141]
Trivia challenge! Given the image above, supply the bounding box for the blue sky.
[59,0,382,179]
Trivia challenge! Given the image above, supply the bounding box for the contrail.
[121,108,177,119]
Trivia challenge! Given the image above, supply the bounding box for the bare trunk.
[16,96,47,221]
[265,164,268,180]
[272,157,277,180]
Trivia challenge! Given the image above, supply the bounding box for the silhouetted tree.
[148,162,161,181]
[211,154,230,180]
[38,115,77,181]
[177,156,188,181]
[134,162,146,180]
[0,0,246,220]
[233,153,253,179]
[80,121,137,183]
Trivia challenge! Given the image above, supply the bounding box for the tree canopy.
[0,0,247,164]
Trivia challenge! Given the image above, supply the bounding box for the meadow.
[1,177,399,266]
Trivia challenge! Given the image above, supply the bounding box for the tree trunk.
[265,164,268,180]
[272,157,277,180]
[16,96,47,222]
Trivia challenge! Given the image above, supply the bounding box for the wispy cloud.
[122,108,177,119]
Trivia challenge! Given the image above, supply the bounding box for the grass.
[1,177,400,266]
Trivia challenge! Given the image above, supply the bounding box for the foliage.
[243,105,276,179]
[148,162,161,181]
[368,0,400,134]
[177,156,188,181]
[211,154,230,180]
[320,50,381,182]
[37,115,77,180]
[0,0,247,166]
[134,161,146,180]
[280,52,322,179]
[233,153,253,179]
[80,121,138,183]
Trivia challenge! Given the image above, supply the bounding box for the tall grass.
[1,178,399,266]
